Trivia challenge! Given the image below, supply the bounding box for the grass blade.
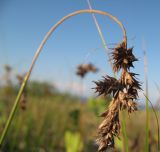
[143,93,160,152]
[143,45,149,152]
[121,111,129,152]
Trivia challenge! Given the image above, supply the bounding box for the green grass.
[0,92,159,152]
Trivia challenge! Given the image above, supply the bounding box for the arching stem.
[0,9,127,147]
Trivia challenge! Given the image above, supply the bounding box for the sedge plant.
[0,9,139,152]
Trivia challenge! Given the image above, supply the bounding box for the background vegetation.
[0,66,159,152]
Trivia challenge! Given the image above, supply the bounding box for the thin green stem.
[86,0,116,77]
[145,85,149,152]
[121,111,129,152]
[143,93,160,152]
[0,9,127,147]
[0,76,27,145]
[86,0,109,51]
[143,50,149,152]
[145,93,149,152]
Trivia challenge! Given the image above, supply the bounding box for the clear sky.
[0,0,160,103]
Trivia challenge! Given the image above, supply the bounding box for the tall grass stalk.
[121,111,129,152]
[143,50,149,152]
[86,1,129,150]
[0,9,127,147]
[86,0,116,77]
[143,93,160,152]
[86,0,109,53]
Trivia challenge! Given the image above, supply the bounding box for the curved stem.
[0,9,127,147]
[86,0,114,75]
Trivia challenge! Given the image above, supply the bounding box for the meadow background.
[0,0,160,151]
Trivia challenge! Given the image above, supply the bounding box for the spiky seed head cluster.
[94,76,121,98]
[76,63,98,78]
[94,41,141,151]
[112,42,138,72]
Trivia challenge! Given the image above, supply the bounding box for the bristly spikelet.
[76,65,87,78]
[93,40,141,151]
[76,63,98,78]
[112,41,138,72]
[120,71,140,86]
[118,91,138,113]
[94,76,121,97]
[96,99,120,152]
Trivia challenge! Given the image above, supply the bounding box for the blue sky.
[0,0,160,103]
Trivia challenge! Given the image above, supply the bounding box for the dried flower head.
[94,76,121,98]
[112,42,138,72]
[97,99,120,151]
[76,63,98,78]
[93,40,141,151]
[120,71,140,86]
[118,91,137,113]
[87,63,98,73]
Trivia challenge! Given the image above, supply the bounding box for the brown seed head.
[118,91,137,113]
[76,63,98,78]
[112,42,138,72]
[93,40,141,151]
[94,76,121,97]
[97,99,120,151]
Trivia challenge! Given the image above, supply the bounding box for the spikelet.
[112,42,138,72]
[76,63,98,78]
